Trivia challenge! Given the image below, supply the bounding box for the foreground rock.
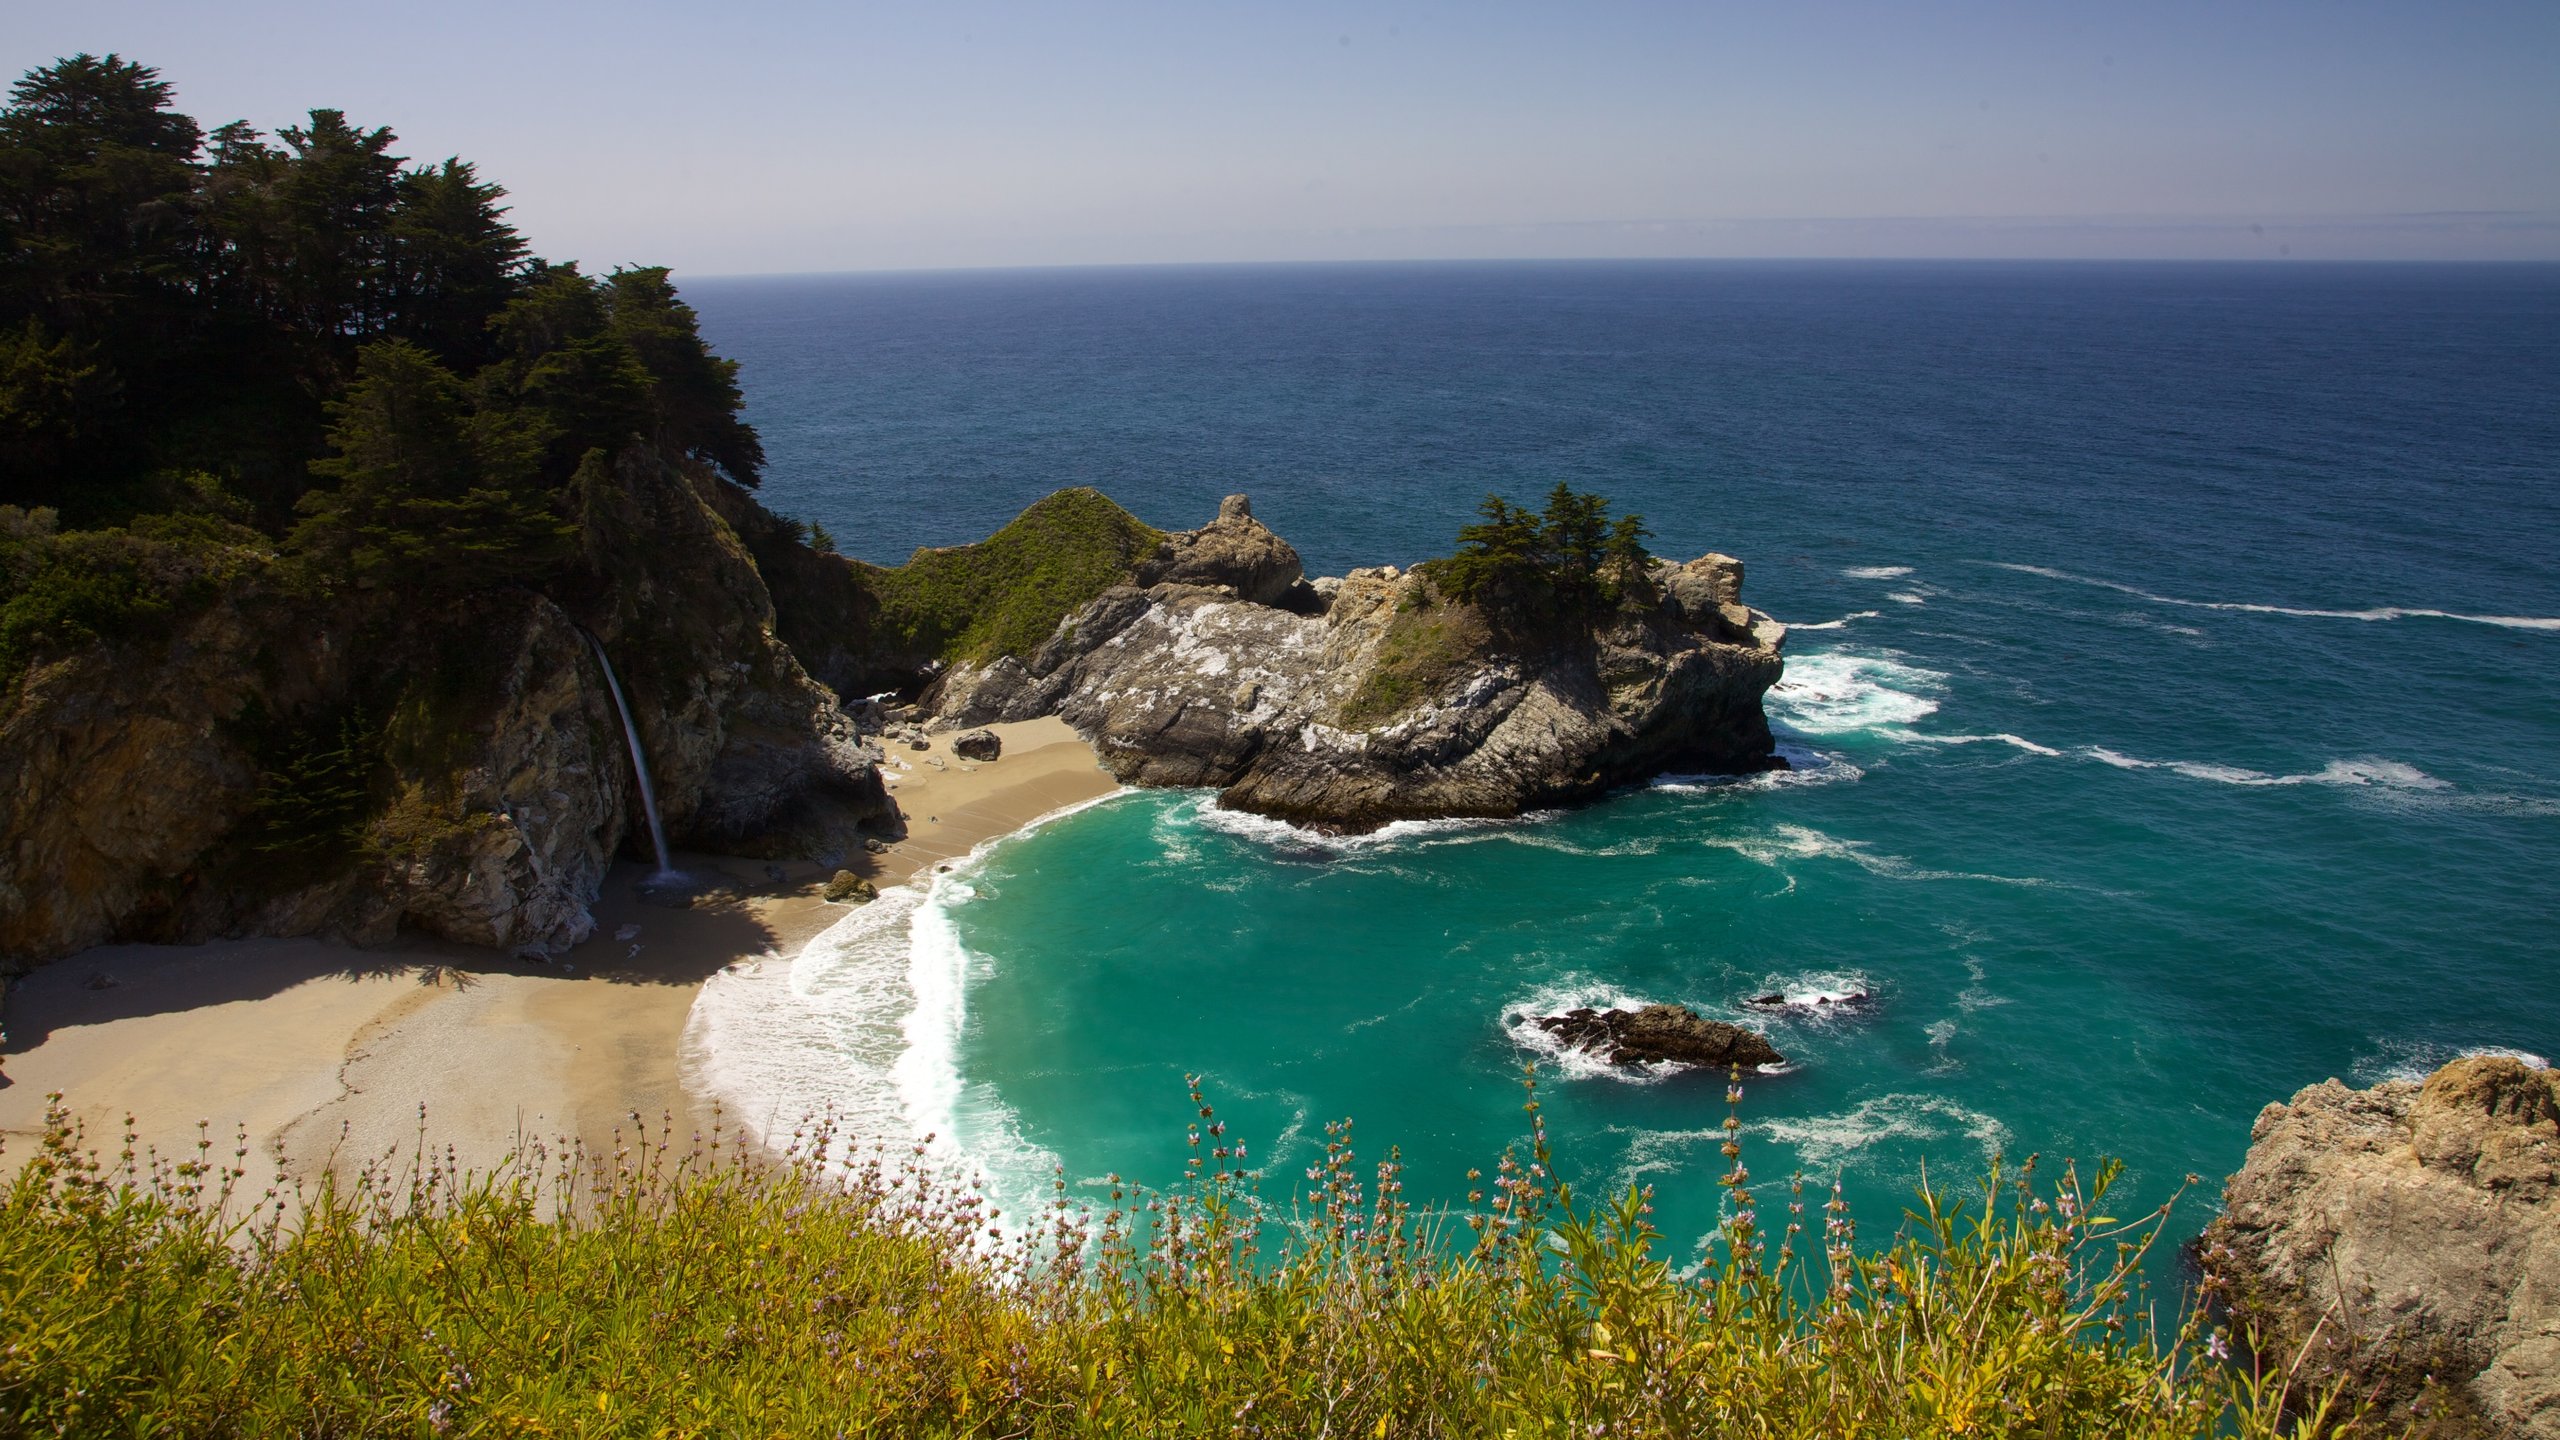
[2202,1055,2560,1438]
[1536,1004,1785,1071]
[928,495,1785,832]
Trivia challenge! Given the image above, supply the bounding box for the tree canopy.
[0,54,764,531]
[1434,482,1656,621]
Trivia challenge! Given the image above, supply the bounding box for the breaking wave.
[1767,651,1946,734]
[679,790,1131,1232]
[1757,1094,2013,1170]
[1992,562,2560,633]
[1842,565,1914,579]
[2354,1040,2553,1086]
[1703,822,2051,887]
[1790,609,1883,631]
[2084,750,2449,792]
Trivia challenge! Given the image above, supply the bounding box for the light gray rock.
[2203,1055,2560,1438]
[928,511,1786,831]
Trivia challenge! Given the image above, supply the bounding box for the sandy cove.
[0,717,1118,1180]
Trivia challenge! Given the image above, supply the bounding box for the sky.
[7,1,2557,273]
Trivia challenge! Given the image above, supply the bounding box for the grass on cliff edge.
[852,488,1164,667]
[1,1078,2361,1439]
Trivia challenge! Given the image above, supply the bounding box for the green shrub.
[855,487,1163,666]
[0,1076,2362,1437]
[1337,590,1491,728]
[0,504,266,679]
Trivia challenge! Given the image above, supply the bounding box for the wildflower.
[2205,1331,2232,1362]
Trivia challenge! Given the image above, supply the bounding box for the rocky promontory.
[924,494,1786,832]
[2202,1055,2560,1438]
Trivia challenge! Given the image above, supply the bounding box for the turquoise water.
[683,262,2560,1256]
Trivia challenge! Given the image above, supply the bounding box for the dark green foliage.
[601,265,763,484]
[1433,483,1657,622]
[856,487,1163,665]
[0,502,263,677]
[0,54,763,528]
[229,702,380,887]
[289,340,571,592]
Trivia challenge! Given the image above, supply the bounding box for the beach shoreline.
[0,717,1117,1180]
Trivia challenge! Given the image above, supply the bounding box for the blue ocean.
[681,261,2560,1256]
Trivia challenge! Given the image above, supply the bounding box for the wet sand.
[0,717,1118,1180]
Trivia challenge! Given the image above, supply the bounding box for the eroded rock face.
[0,451,896,963]
[2202,1056,2560,1438]
[1536,1004,1785,1071]
[1131,493,1305,606]
[928,500,1785,832]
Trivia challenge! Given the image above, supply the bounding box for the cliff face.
[2203,1056,2560,1439]
[928,496,1784,831]
[0,449,894,964]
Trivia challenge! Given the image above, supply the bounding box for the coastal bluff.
[922,494,1788,832]
[2203,1055,2560,1438]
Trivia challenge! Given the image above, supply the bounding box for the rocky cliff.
[0,449,894,964]
[926,495,1785,831]
[2202,1055,2560,1438]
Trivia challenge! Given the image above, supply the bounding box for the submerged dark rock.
[1535,1004,1785,1072]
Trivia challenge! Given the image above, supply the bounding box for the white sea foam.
[1790,609,1884,631]
[679,789,1133,1231]
[1886,729,2064,757]
[1189,795,1552,855]
[2085,749,2450,792]
[1843,565,1915,580]
[1886,591,1928,606]
[1500,977,1681,1084]
[2355,1040,2553,1086]
[1992,562,2560,633]
[1757,1094,2012,1170]
[1766,651,1947,734]
[1747,970,1875,1018]
[1653,741,1867,794]
[1704,823,2051,888]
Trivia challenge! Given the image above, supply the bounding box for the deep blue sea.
[681,261,2560,1259]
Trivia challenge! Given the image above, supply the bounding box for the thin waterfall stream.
[584,632,682,883]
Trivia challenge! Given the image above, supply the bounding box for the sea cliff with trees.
[1,54,2541,1438]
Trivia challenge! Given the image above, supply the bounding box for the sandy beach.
[0,717,1118,1181]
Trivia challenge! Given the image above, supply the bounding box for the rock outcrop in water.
[1535,1004,1785,1071]
[0,451,894,962]
[2201,1055,2560,1438]
[926,495,1785,831]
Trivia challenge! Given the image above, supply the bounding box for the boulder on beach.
[1535,1003,1784,1071]
[950,727,1003,761]
[822,870,877,903]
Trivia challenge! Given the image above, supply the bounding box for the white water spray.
[584,633,680,881]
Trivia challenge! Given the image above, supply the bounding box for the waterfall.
[584,633,680,881]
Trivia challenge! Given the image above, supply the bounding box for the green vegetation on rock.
[1337,588,1492,729]
[1429,482,1658,623]
[854,487,1163,666]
